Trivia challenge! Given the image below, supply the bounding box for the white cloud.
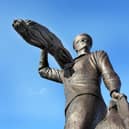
[28,87,47,96]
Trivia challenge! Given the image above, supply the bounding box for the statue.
[12,19,128,129]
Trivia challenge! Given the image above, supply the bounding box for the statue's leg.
[64,94,106,129]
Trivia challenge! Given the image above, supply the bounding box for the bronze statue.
[13,19,128,129]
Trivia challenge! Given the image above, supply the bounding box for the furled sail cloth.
[12,19,73,68]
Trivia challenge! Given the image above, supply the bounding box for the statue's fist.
[112,91,127,100]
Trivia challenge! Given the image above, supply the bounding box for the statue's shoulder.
[90,50,107,58]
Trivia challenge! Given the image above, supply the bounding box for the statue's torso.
[62,53,103,107]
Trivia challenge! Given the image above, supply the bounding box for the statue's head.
[73,33,92,53]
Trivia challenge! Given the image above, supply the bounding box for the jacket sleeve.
[96,51,121,95]
[38,49,63,83]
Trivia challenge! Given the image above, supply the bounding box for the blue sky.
[0,0,129,129]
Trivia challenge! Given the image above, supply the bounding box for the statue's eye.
[76,39,87,44]
[81,39,87,42]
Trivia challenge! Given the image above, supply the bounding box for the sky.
[0,0,129,129]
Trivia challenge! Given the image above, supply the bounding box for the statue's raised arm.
[12,19,73,68]
[38,48,63,83]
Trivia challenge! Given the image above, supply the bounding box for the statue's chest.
[63,55,96,79]
[73,55,92,73]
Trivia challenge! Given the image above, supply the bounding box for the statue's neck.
[77,48,90,56]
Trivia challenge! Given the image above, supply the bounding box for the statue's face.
[73,35,92,52]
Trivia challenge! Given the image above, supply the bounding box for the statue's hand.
[111,91,127,100]
[40,48,48,61]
